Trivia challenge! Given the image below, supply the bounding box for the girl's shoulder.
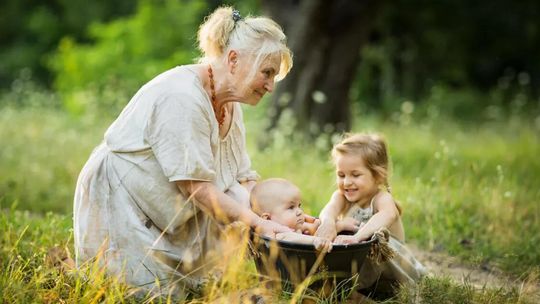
[372,191,398,212]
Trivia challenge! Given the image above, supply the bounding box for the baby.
[250,178,334,252]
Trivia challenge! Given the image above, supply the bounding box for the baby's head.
[250,178,305,230]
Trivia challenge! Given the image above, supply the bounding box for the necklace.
[207,65,225,127]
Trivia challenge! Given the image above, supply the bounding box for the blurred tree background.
[0,0,137,87]
[1,0,539,129]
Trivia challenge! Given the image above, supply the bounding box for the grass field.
[1,103,539,303]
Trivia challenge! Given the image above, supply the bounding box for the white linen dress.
[73,65,258,297]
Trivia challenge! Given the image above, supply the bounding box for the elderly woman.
[73,6,293,297]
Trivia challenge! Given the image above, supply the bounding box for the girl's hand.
[314,221,337,241]
[336,217,360,233]
[333,234,361,245]
[313,237,333,252]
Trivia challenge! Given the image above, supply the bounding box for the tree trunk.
[262,0,382,135]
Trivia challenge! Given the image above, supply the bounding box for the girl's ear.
[261,213,271,220]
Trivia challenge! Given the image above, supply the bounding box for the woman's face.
[232,52,281,105]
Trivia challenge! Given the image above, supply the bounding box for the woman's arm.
[240,180,257,194]
[176,180,292,236]
[314,190,347,240]
[334,192,399,244]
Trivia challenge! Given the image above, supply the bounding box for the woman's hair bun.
[197,7,236,59]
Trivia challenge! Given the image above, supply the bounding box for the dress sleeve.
[234,105,259,183]
[144,93,216,182]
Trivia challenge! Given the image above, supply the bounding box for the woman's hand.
[314,220,338,241]
[254,217,292,237]
[313,237,333,253]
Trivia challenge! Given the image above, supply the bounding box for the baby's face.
[268,187,305,230]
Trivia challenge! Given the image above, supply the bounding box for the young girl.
[316,133,426,292]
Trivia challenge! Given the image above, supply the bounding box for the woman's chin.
[240,96,260,106]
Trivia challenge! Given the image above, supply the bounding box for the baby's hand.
[314,221,337,241]
[333,234,361,245]
[313,237,333,252]
[336,217,360,233]
[304,214,318,223]
[302,217,321,235]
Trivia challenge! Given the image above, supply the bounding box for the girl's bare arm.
[335,192,399,244]
[315,190,347,240]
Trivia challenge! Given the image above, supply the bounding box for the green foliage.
[390,276,533,304]
[0,209,142,303]
[0,68,60,109]
[3,0,540,124]
[387,119,540,276]
[0,106,109,213]
[49,0,207,115]
[0,0,136,88]
[0,209,69,303]
[353,0,540,116]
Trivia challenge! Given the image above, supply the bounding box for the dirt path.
[408,244,540,299]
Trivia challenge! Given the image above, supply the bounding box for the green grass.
[1,104,539,303]
[0,107,110,213]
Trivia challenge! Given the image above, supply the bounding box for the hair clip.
[232,9,242,22]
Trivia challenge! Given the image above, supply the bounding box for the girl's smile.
[335,153,379,205]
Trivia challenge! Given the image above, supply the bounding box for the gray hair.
[197,6,292,81]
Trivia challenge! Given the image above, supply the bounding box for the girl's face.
[335,153,379,204]
[232,53,281,106]
[268,187,305,230]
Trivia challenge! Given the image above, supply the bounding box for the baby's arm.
[315,190,347,240]
[335,192,399,245]
[275,232,333,252]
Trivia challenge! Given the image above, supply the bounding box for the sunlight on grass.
[0,107,110,213]
[1,104,539,302]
